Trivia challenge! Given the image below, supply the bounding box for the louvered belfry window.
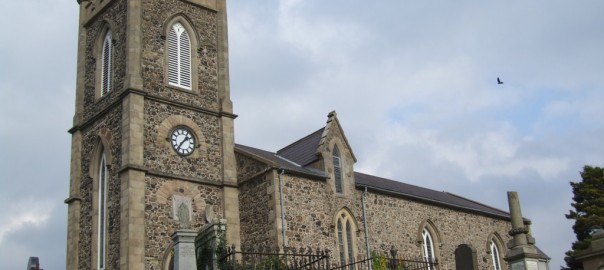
[168,22,192,90]
[101,31,113,96]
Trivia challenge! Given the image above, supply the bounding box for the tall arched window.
[333,146,343,194]
[98,152,108,270]
[336,210,355,267]
[490,241,501,270]
[167,22,192,90]
[422,229,436,268]
[100,31,113,96]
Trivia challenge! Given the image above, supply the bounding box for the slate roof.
[276,128,324,166]
[236,142,512,220]
[354,172,511,219]
[235,144,326,179]
[235,141,551,257]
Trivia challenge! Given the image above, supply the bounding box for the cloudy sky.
[1,0,603,269]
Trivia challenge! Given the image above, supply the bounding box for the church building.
[65,1,544,269]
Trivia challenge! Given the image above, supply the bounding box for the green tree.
[563,166,604,270]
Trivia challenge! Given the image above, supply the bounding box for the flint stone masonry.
[233,107,516,270]
[144,99,223,181]
[82,0,127,121]
[279,171,512,270]
[144,176,223,269]
[239,174,276,248]
[282,174,363,257]
[363,192,512,270]
[236,152,269,182]
[78,107,123,270]
[142,0,220,111]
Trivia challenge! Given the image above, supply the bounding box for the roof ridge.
[443,191,509,215]
[277,127,324,154]
[235,144,278,167]
[236,143,304,167]
[355,171,421,189]
[236,143,275,155]
[274,154,303,167]
[354,171,511,220]
[234,144,327,179]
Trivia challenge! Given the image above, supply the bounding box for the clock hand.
[178,136,190,149]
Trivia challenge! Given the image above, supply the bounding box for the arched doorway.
[454,244,477,270]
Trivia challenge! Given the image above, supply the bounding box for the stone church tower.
[65,0,239,269]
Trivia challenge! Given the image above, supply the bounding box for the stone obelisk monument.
[504,191,550,270]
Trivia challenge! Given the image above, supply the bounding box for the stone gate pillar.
[195,219,227,270]
[575,230,604,270]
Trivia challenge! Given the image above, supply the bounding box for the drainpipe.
[362,186,372,270]
[278,168,287,251]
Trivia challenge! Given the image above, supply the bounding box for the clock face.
[170,127,196,156]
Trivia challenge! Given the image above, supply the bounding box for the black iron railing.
[218,246,330,270]
[211,245,437,270]
[330,255,437,270]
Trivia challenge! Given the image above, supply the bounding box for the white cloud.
[0,0,601,268]
[360,123,569,183]
[0,199,53,245]
[276,0,371,64]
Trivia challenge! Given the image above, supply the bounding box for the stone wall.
[239,174,276,248]
[281,174,366,259]
[82,0,127,121]
[141,0,220,111]
[75,0,226,268]
[280,175,512,270]
[143,99,223,181]
[363,191,511,269]
[78,106,123,270]
[235,153,268,182]
[312,114,357,199]
[144,176,223,269]
[77,1,128,268]
[138,1,227,267]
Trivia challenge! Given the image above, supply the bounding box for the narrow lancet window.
[333,146,343,193]
[338,219,345,266]
[98,152,108,270]
[336,211,356,268]
[491,241,501,270]
[422,229,435,269]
